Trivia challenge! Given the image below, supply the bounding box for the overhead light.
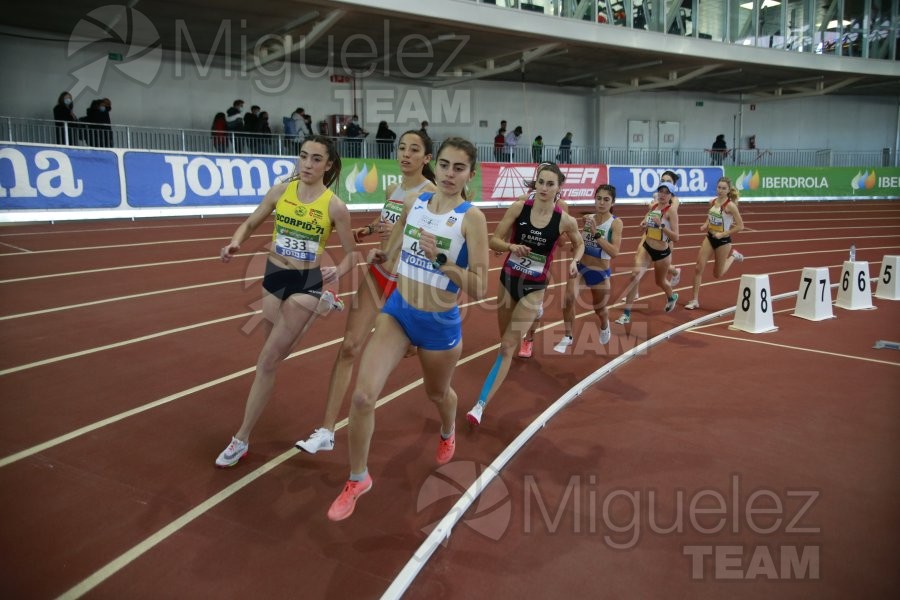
[826,19,853,29]
[740,0,781,9]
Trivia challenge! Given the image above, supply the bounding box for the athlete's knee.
[350,387,376,413]
[498,338,518,357]
[256,347,285,373]
[339,336,364,362]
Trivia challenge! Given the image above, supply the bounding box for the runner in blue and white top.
[467,162,583,427]
[328,137,489,522]
[553,183,623,353]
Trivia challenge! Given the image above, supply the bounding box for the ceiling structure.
[4,0,899,99]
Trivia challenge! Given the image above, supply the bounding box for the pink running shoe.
[327,473,373,521]
[436,432,456,465]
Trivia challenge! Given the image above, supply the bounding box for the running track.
[0,201,898,599]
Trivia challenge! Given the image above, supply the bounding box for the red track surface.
[0,201,898,599]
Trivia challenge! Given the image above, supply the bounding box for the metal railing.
[1,116,894,167]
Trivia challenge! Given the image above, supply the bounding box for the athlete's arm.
[326,194,359,282]
[490,198,529,256]
[220,183,284,262]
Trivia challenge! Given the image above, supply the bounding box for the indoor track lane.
[0,202,898,599]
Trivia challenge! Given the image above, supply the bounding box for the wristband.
[432,253,447,269]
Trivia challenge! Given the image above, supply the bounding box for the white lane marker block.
[874,255,900,300]
[730,274,778,334]
[792,267,835,321]
[835,261,876,310]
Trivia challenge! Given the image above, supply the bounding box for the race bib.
[506,251,547,278]
[708,211,725,234]
[646,223,663,241]
[274,227,319,261]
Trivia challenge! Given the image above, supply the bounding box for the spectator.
[344,114,368,158]
[52,91,78,145]
[84,98,112,147]
[493,127,506,162]
[243,105,261,153]
[711,134,727,165]
[211,112,228,153]
[558,132,573,163]
[257,111,272,154]
[419,120,429,138]
[505,126,523,161]
[226,99,245,151]
[375,121,397,159]
[532,135,543,163]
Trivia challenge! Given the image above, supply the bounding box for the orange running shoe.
[436,432,456,465]
[518,338,534,358]
[327,473,373,521]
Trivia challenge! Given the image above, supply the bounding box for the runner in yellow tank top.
[214,136,357,468]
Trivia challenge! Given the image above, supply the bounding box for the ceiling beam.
[247,9,345,72]
[432,43,564,88]
[601,64,721,95]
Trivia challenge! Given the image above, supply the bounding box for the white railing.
[1,115,895,167]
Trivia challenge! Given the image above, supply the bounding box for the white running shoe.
[614,313,631,325]
[732,250,744,263]
[466,403,484,426]
[670,268,681,287]
[216,436,248,467]
[553,335,574,354]
[296,428,335,454]
[316,290,344,315]
[600,325,611,345]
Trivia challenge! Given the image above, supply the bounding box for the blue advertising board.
[123,151,298,206]
[0,143,121,209]
[607,166,725,200]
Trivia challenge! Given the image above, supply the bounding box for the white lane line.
[0,235,240,257]
[0,276,261,321]
[688,329,900,367]
[0,241,32,252]
[2,230,896,287]
[0,311,258,376]
[52,311,501,600]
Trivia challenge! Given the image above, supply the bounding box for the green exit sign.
[108,52,124,62]
[695,101,704,107]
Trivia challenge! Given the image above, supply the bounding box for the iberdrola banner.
[337,158,483,206]
[724,166,900,199]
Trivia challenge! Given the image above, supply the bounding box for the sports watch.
[432,253,447,269]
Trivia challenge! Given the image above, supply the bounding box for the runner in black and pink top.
[467,162,583,426]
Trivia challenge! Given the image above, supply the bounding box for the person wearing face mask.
[84,98,112,147]
[52,92,78,145]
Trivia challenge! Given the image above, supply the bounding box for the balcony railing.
[1,116,894,167]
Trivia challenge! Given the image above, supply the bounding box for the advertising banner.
[725,166,900,198]
[607,165,725,200]
[124,151,297,207]
[479,163,607,202]
[0,143,120,209]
